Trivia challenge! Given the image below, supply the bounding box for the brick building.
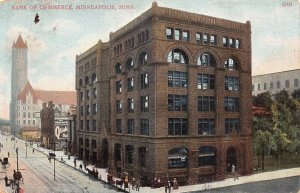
[76,2,252,185]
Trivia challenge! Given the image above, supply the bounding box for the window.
[264,83,267,90]
[92,103,97,115]
[198,119,215,135]
[223,37,228,47]
[93,88,97,98]
[28,120,30,124]
[116,119,122,133]
[139,52,148,66]
[166,28,173,39]
[229,38,234,48]
[198,146,216,166]
[114,144,122,161]
[28,112,30,118]
[210,35,216,46]
[127,77,134,92]
[127,119,134,134]
[80,92,84,101]
[203,33,208,44]
[175,29,180,40]
[168,95,187,111]
[168,71,187,88]
[168,148,188,169]
[141,73,149,89]
[79,79,83,87]
[285,80,290,88]
[23,120,26,124]
[116,81,122,93]
[80,120,83,130]
[80,106,84,116]
[198,96,215,112]
[91,73,97,83]
[141,119,149,135]
[86,89,90,100]
[225,76,239,91]
[196,32,202,43]
[23,112,26,118]
[141,96,149,112]
[126,58,134,70]
[270,82,274,90]
[115,63,122,74]
[85,76,89,85]
[86,120,90,131]
[198,74,215,90]
[167,49,188,64]
[139,147,147,167]
[125,145,134,164]
[182,31,189,42]
[235,39,240,49]
[224,97,240,112]
[33,120,35,125]
[197,53,216,67]
[145,30,149,41]
[225,118,240,134]
[92,120,96,131]
[168,118,188,135]
[224,58,238,70]
[295,79,299,87]
[128,98,134,113]
[86,105,90,115]
[277,81,281,89]
[116,100,122,113]
[258,84,261,91]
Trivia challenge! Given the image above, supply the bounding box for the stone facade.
[76,2,252,185]
[252,69,300,96]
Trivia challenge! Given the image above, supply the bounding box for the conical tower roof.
[12,34,27,48]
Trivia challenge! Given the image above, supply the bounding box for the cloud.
[43,19,80,34]
[6,26,47,58]
[0,92,10,119]
[33,73,75,91]
[0,69,8,84]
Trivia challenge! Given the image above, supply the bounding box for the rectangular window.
[86,90,90,100]
[116,119,122,133]
[225,76,240,91]
[196,32,202,43]
[198,74,215,90]
[168,71,187,88]
[86,120,90,131]
[80,106,84,116]
[166,28,173,39]
[127,119,134,134]
[116,100,122,113]
[93,88,97,98]
[210,35,216,46]
[23,120,26,124]
[92,103,97,115]
[175,29,180,40]
[128,98,134,113]
[127,77,134,92]
[229,38,234,48]
[28,120,30,124]
[264,83,267,90]
[168,95,187,111]
[23,112,26,118]
[235,39,240,49]
[33,120,35,125]
[203,33,208,44]
[258,84,261,91]
[92,120,96,131]
[28,112,30,118]
[285,80,290,88]
[182,31,189,42]
[295,79,299,87]
[141,73,149,89]
[198,96,215,112]
[141,119,149,135]
[86,105,90,115]
[224,97,240,112]
[80,120,83,130]
[277,81,281,89]
[141,96,149,112]
[225,118,240,134]
[198,119,215,135]
[223,37,228,47]
[168,118,188,135]
[116,80,122,93]
[80,92,84,101]
[270,82,274,90]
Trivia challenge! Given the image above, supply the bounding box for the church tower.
[10,35,28,134]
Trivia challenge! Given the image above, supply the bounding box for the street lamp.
[50,142,57,181]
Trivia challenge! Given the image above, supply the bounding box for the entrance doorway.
[226,147,237,172]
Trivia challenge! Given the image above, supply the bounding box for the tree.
[292,88,300,101]
[252,91,272,111]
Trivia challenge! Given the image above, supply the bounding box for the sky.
[0,0,299,119]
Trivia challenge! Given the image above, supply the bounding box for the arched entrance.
[226,147,237,172]
[100,138,109,168]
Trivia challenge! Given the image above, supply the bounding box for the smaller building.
[20,127,40,141]
[67,105,77,155]
[0,124,10,135]
[252,69,300,96]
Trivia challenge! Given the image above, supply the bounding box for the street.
[0,134,118,193]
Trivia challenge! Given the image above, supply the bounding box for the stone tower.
[10,34,28,135]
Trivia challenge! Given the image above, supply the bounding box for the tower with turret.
[10,35,28,134]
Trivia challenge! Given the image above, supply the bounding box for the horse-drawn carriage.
[14,171,23,183]
[1,157,9,168]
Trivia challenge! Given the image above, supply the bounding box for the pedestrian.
[165,184,168,193]
[136,180,140,191]
[7,152,10,157]
[73,158,77,168]
[83,161,87,170]
[32,148,34,154]
[79,164,83,171]
[168,180,172,193]
[4,175,8,186]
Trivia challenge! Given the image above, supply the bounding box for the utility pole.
[50,141,57,181]
[25,136,28,158]
[16,147,19,172]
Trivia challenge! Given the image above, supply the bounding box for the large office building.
[252,69,300,96]
[76,2,252,185]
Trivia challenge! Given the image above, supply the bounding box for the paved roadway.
[0,134,118,193]
[189,176,300,193]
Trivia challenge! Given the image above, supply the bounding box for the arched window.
[224,58,238,70]
[115,63,122,74]
[168,147,188,169]
[198,146,216,166]
[197,53,216,67]
[126,58,134,70]
[79,79,83,87]
[125,145,134,164]
[91,73,97,83]
[85,139,89,147]
[139,52,148,66]
[85,76,89,85]
[167,49,188,64]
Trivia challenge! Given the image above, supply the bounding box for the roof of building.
[12,34,27,48]
[253,69,300,77]
[21,127,40,131]
[17,81,76,105]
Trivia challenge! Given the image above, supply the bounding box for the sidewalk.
[28,141,300,193]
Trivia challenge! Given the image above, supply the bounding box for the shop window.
[168,147,188,169]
